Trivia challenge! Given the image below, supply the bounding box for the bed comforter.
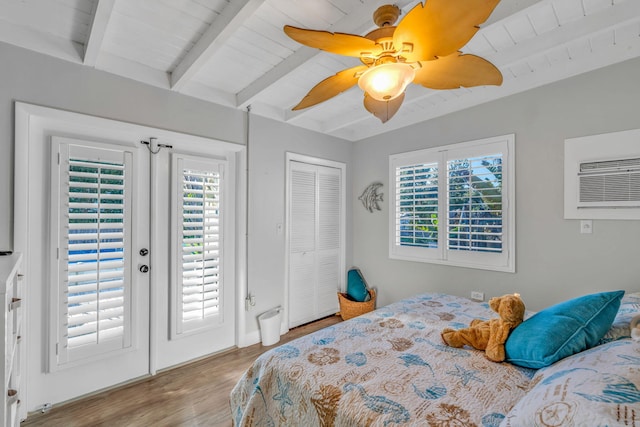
[230,293,536,426]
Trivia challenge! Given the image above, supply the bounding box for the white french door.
[151,153,236,369]
[16,103,241,414]
[43,135,151,404]
[287,155,345,328]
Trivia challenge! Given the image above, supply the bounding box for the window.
[389,135,515,272]
[171,154,226,337]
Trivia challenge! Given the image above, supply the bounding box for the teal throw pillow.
[346,269,369,302]
[505,290,624,369]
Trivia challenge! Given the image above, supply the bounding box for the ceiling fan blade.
[284,25,382,58]
[363,92,405,123]
[293,65,369,110]
[393,0,500,62]
[413,53,502,90]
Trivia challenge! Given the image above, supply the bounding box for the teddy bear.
[631,314,640,341]
[441,293,525,362]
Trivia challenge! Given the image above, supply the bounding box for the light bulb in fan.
[358,62,415,101]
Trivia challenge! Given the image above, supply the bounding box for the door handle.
[139,265,150,273]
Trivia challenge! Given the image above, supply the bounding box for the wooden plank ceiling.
[1,0,639,141]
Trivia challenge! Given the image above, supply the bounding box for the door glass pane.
[173,156,225,337]
[181,168,221,324]
[57,144,133,365]
[67,158,126,347]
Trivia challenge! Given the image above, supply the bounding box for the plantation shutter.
[445,141,510,269]
[53,139,133,365]
[389,136,514,271]
[389,151,442,262]
[395,162,439,249]
[172,155,225,337]
[447,153,503,253]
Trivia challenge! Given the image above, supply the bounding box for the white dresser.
[0,253,23,427]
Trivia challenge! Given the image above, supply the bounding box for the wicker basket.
[337,289,376,321]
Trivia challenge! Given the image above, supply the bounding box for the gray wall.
[0,41,352,337]
[246,115,353,332]
[352,57,640,312]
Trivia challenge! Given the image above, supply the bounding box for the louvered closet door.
[288,160,343,328]
[44,136,150,404]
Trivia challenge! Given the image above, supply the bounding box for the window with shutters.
[52,140,133,365]
[171,155,225,337]
[389,135,515,272]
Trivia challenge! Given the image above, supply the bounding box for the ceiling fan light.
[358,63,415,101]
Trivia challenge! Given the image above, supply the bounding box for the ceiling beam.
[84,0,115,67]
[484,0,540,26]
[170,0,265,91]
[236,48,317,109]
[236,0,416,109]
[483,0,640,68]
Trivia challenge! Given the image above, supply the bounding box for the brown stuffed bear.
[441,293,525,362]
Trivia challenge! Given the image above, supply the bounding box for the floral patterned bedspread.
[230,293,536,426]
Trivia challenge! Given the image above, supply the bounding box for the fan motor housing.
[373,5,401,27]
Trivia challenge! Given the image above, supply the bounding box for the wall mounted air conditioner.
[565,128,640,220]
[577,157,640,208]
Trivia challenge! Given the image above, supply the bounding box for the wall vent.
[578,157,640,207]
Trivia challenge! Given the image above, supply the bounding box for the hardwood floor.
[23,315,342,427]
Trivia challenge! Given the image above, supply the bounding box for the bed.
[230,292,640,426]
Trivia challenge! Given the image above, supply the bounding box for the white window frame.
[389,134,515,272]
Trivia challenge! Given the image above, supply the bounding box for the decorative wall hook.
[359,182,383,212]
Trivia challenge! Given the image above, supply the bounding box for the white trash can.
[258,307,282,346]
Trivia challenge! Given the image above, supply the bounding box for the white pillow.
[501,339,640,427]
[600,291,640,343]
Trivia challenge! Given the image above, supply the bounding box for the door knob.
[139,265,150,273]
[139,248,149,256]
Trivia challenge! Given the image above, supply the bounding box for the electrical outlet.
[471,291,484,302]
[580,220,593,234]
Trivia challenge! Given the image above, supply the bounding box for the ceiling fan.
[284,0,503,123]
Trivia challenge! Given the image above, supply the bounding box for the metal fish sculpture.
[359,182,384,212]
